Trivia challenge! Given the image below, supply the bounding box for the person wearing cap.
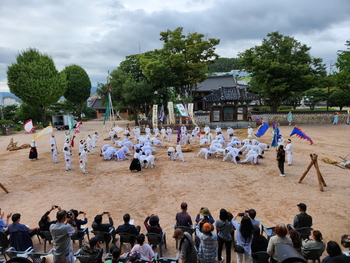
[196,221,217,263]
[293,203,312,230]
[195,207,215,225]
[173,228,197,263]
[285,139,293,166]
[333,112,339,125]
[247,125,254,139]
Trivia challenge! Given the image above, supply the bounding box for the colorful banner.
[254,122,269,138]
[34,126,54,140]
[168,102,175,124]
[158,104,165,123]
[290,127,314,145]
[187,103,197,126]
[152,105,158,128]
[175,103,189,118]
[270,120,280,147]
[24,120,36,133]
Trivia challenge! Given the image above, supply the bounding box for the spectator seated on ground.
[175,202,193,228]
[115,213,141,242]
[92,212,115,244]
[144,214,162,234]
[8,213,38,251]
[130,234,155,261]
[38,205,60,237]
[301,230,326,258]
[81,236,103,263]
[251,225,268,254]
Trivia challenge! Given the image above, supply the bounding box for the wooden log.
[0,183,9,193]
[314,159,327,187]
[299,157,315,183]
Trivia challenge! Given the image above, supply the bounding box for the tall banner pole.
[152,105,158,128]
[168,102,175,124]
[188,103,197,126]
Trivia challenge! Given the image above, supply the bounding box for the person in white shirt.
[285,139,293,165]
[109,129,116,143]
[215,125,221,135]
[51,145,57,164]
[87,135,94,154]
[50,134,58,152]
[153,127,160,137]
[160,127,166,140]
[166,127,173,142]
[64,147,72,171]
[247,126,254,139]
[175,144,185,162]
[93,132,99,148]
[226,127,234,140]
[145,125,151,136]
[204,125,210,136]
[79,147,89,173]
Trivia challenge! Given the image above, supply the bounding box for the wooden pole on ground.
[298,153,327,191]
[0,183,9,193]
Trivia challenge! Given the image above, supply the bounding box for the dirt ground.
[0,120,349,260]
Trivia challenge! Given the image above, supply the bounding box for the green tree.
[7,48,67,126]
[97,68,155,125]
[140,27,220,98]
[63,64,91,120]
[3,105,18,121]
[15,102,43,124]
[329,89,350,110]
[239,31,326,111]
[335,40,350,92]
[48,100,77,116]
[304,88,328,110]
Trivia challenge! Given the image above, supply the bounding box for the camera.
[238,213,245,217]
[54,205,58,208]
[67,211,72,218]
[103,212,109,214]
[79,211,84,214]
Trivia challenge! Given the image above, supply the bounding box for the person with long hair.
[302,230,326,258]
[288,228,302,253]
[231,214,254,263]
[215,209,233,263]
[267,223,293,262]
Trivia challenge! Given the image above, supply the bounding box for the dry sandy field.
[0,120,349,260]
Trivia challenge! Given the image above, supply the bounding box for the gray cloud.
[0,0,349,92]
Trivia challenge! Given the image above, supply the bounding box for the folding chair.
[118,232,137,252]
[27,248,54,263]
[261,224,275,240]
[251,251,270,263]
[40,231,53,253]
[157,253,179,263]
[145,232,166,257]
[90,228,114,253]
[71,227,90,248]
[301,248,322,263]
[74,248,103,263]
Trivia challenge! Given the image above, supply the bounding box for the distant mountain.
[0,92,19,99]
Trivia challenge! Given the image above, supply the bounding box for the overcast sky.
[1,0,349,92]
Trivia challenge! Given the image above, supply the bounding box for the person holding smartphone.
[38,205,61,237]
[92,212,116,245]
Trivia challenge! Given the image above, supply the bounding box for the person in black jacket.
[38,205,60,238]
[115,213,140,245]
[276,145,286,177]
[92,212,115,244]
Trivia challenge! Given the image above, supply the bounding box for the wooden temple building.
[193,75,259,125]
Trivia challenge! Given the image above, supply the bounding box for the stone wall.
[252,111,348,125]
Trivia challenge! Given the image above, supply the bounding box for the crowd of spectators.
[0,202,349,263]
